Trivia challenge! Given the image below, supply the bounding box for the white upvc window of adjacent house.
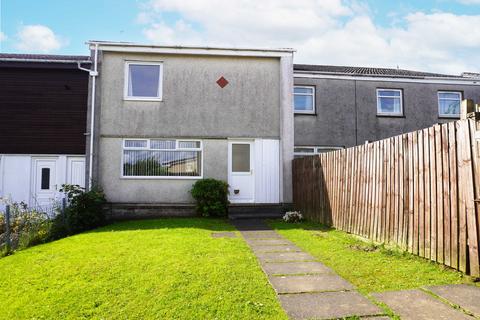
[294,146,343,158]
[294,86,315,114]
[376,89,403,116]
[438,91,462,118]
[124,61,163,101]
[122,139,202,179]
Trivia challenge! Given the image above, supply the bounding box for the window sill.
[376,114,405,118]
[294,112,317,116]
[438,115,460,119]
[123,97,163,102]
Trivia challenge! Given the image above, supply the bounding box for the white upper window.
[438,91,462,118]
[294,86,315,114]
[124,62,163,100]
[377,89,403,116]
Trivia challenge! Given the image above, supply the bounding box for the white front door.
[228,140,255,203]
[32,159,57,207]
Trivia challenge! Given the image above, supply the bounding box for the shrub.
[50,184,107,239]
[283,211,303,223]
[190,179,229,217]
[0,201,52,254]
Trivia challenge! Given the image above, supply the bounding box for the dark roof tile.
[294,64,464,79]
[0,53,90,62]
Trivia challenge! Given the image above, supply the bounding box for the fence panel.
[293,119,480,276]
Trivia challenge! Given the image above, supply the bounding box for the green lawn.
[0,218,287,320]
[269,220,476,294]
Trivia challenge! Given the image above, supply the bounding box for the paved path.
[372,285,480,320]
[232,219,384,320]
[231,219,480,320]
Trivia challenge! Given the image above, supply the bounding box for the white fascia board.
[294,72,480,86]
[87,41,295,58]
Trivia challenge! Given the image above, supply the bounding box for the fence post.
[5,205,11,252]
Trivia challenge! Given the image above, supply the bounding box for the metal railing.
[1,199,66,255]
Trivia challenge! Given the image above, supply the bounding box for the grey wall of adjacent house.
[294,77,480,148]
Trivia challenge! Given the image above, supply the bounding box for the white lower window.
[122,139,202,178]
[294,146,343,158]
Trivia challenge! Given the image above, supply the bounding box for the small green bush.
[50,185,107,239]
[190,179,229,217]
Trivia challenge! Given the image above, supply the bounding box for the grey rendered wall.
[94,51,289,204]
[294,77,480,148]
[99,52,280,138]
[99,138,227,203]
[294,78,357,147]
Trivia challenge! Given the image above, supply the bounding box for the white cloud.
[0,32,6,42]
[15,25,65,53]
[138,1,480,74]
[457,0,480,4]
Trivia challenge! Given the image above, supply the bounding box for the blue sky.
[1,0,479,74]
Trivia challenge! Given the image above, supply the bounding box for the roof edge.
[0,57,91,64]
[87,40,295,57]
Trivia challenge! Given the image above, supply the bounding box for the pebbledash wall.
[294,76,480,149]
[88,44,294,208]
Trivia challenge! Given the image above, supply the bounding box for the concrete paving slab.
[211,232,237,238]
[256,251,315,262]
[241,231,284,239]
[279,291,383,319]
[250,244,302,253]
[372,289,473,320]
[425,284,480,317]
[246,239,293,246]
[269,274,354,294]
[262,261,334,275]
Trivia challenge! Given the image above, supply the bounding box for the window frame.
[294,146,344,157]
[294,85,316,114]
[438,91,462,119]
[376,88,403,117]
[121,138,203,180]
[124,61,164,101]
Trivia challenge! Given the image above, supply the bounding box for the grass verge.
[269,220,476,294]
[0,218,287,320]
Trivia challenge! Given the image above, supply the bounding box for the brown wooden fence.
[293,119,480,276]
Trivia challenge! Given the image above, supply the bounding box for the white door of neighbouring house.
[228,140,255,203]
[32,159,57,207]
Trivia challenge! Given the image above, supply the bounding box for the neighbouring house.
[0,54,90,210]
[85,41,294,217]
[293,64,480,157]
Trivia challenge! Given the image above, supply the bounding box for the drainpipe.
[77,43,99,190]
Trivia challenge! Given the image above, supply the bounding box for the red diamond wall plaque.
[216,76,229,88]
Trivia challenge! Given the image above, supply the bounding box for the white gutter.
[77,44,99,190]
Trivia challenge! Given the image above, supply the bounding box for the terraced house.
[1,45,479,215]
[85,41,294,217]
[293,64,480,157]
[0,54,89,210]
